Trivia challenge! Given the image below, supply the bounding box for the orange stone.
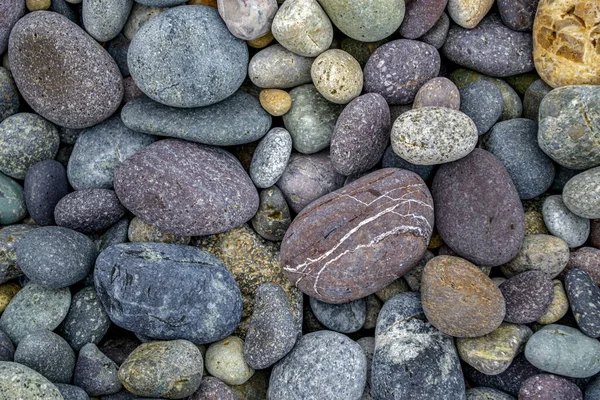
[188,0,217,7]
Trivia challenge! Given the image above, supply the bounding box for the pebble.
[443,14,535,77]
[0,225,35,284]
[121,91,270,146]
[248,44,314,89]
[457,322,532,375]
[206,336,253,385]
[542,195,590,248]
[375,277,411,303]
[218,0,278,40]
[311,49,363,104]
[447,0,494,28]
[136,0,186,5]
[399,0,446,39]
[0,330,14,362]
[283,84,343,154]
[525,324,600,378]
[8,11,123,129]
[421,255,505,337]
[128,216,190,244]
[14,330,75,384]
[0,0,25,54]
[0,113,60,180]
[281,169,434,303]
[0,67,19,122]
[114,139,259,236]
[519,374,583,400]
[259,89,292,116]
[0,173,26,225]
[0,362,63,399]
[49,0,79,24]
[381,146,437,182]
[73,343,122,396]
[500,271,554,324]
[565,247,600,285]
[26,0,51,10]
[55,384,90,400]
[523,79,552,121]
[67,115,156,190]
[413,77,460,109]
[467,387,515,400]
[54,189,125,234]
[498,0,538,31]
[538,279,569,324]
[268,330,366,400]
[565,269,600,338]
[460,80,503,136]
[309,296,366,333]
[330,93,390,175]
[391,106,478,165]
[128,5,248,108]
[244,283,297,369]
[364,39,441,105]
[95,218,130,252]
[250,187,292,241]
[586,376,600,400]
[99,335,141,367]
[538,86,600,170]
[94,243,242,344]
[24,160,69,226]
[420,12,450,49]
[60,286,111,351]
[500,234,569,278]
[432,149,525,267]
[363,295,381,331]
[372,292,465,399]
[250,128,292,189]
[123,3,165,40]
[230,369,268,400]
[82,0,133,42]
[119,340,203,398]
[247,31,275,49]
[189,377,239,400]
[563,166,600,219]
[0,283,19,313]
[483,118,555,199]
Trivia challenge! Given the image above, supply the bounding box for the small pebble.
[249,44,314,89]
[460,80,503,135]
[73,343,122,396]
[537,279,569,325]
[14,330,75,384]
[542,195,590,248]
[447,0,494,28]
[250,128,293,189]
[24,160,69,226]
[60,286,111,351]
[217,0,278,41]
[259,89,292,116]
[0,283,19,313]
[206,336,254,386]
[82,0,133,42]
[413,77,460,109]
[311,49,362,104]
[250,186,292,242]
[563,166,600,219]
[309,296,366,333]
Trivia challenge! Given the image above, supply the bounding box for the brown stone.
[533,0,600,87]
[591,219,600,248]
[421,255,506,338]
[281,168,434,304]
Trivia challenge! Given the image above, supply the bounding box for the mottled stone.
[466,387,515,400]
[123,3,165,40]
[498,0,538,31]
[0,0,25,54]
[501,234,569,279]
[114,139,259,236]
[311,49,363,104]
[74,343,122,396]
[460,80,503,135]
[8,12,123,129]
[542,195,589,248]
[0,68,19,122]
[447,0,494,28]
[381,146,437,182]
[83,0,133,42]
[128,216,190,244]
[206,336,253,385]
[259,89,291,116]
[538,279,569,324]
[189,377,239,400]
[523,79,552,121]
[60,286,111,351]
[218,0,277,40]
[248,44,314,89]
[519,374,583,400]
[500,271,554,324]
[250,128,293,189]
[413,77,460,109]
[24,160,68,226]
[0,225,36,284]
[269,330,366,400]
[309,297,365,333]
[420,12,450,49]
[14,330,75,383]
[563,166,600,219]
[364,39,441,105]
[565,269,600,338]
[281,169,434,303]
[0,362,63,399]
[564,247,600,286]
[399,0,447,39]
[55,189,125,234]
[251,187,291,242]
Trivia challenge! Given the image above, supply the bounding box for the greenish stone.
[0,362,63,399]
[340,37,388,67]
[0,224,36,283]
[0,173,26,225]
[505,71,540,96]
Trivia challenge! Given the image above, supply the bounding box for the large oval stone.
[8,12,123,129]
[114,139,258,236]
[94,243,243,344]
[128,5,248,108]
[281,168,434,304]
[0,362,63,400]
[432,149,525,267]
[248,44,314,89]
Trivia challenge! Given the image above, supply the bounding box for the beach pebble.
[563,167,600,219]
[249,44,314,89]
[500,271,554,324]
[218,0,278,40]
[0,0,25,54]
[0,362,63,399]
[250,187,292,242]
[250,128,293,189]
[259,89,292,116]
[14,330,75,384]
[60,286,111,351]
[73,343,122,396]
[0,173,26,225]
[24,160,69,226]
[447,0,494,28]
[311,49,363,104]
[55,189,126,234]
[54,384,90,400]
[0,330,14,362]
[564,247,600,285]
[565,269,600,338]
[542,195,590,248]
[501,234,569,278]
[420,12,450,49]
[309,297,366,333]
[519,374,583,400]
[206,336,254,385]
[498,0,538,31]
[123,3,165,40]
[459,80,503,135]
[413,77,460,109]
[82,0,133,42]
[0,226,35,284]
[381,146,437,182]
[399,0,447,39]
[538,280,569,324]
[0,68,19,122]
[189,377,239,400]
[523,79,552,121]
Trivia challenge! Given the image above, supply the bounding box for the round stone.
[82,0,133,42]
[500,271,554,324]
[538,279,569,324]
[205,336,254,385]
[250,128,293,189]
[24,160,69,226]
[249,44,314,89]
[311,49,363,104]
[309,297,366,333]
[447,0,494,28]
[563,166,600,219]
[14,330,75,384]
[420,12,450,49]
[413,77,460,109]
[459,80,503,135]
[501,234,569,279]
[259,89,292,116]
[251,187,292,242]
[542,195,590,248]
[55,189,126,234]
[565,269,600,338]
[128,217,191,244]
[498,0,538,31]
[0,67,19,122]
[217,0,278,40]
[519,374,583,400]
[123,3,165,40]
[73,343,122,396]
[0,362,63,399]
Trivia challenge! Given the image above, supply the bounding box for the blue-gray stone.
[0,67,19,122]
[372,292,466,400]
[14,330,76,384]
[249,44,314,89]
[460,80,503,135]
[83,0,133,42]
[525,324,600,378]
[0,362,63,399]
[467,387,515,400]
[49,0,79,24]
[550,165,580,193]
[55,189,126,234]
[250,128,293,189]
[0,0,25,54]
[55,384,90,400]
[17,226,97,289]
[420,12,450,50]
[565,269,600,338]
[60,286,111,351]
[107,34,130,77]
[74,343,122,397]
[268,330,366,400]
[128,5,248,108]
[309,296,365,333]
[121,91,270,146]
[24,160,69,226]
[381,146,437,182]
[93,218,130,253]
[586,375,600,400]
[94,243,243,344]
[483,118,555,199]
[0,329,14,362]
[542,195,590,248]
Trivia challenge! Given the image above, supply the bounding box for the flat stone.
[399,0,447,39]
[500,271,554,324]
[501,234,569,278]
[14,330,75,384]
[563,166,600,219]
[248,44,314,89]
[0,67,19,122]
[251,187,292,242]
[74,343,122,396]
[0,362,62,399]
[24,160,69,226]
[83,0,133,42]
[413,77,460,109]
[542,195,590,248]
[309,297,365,333]
[498,0,538,31]
[460,80,503,135]
[218,0,278,40]
[250,128,293,189]
[206,336,254,385]
[0,0,25,54]
[55,189,126,233]
[60,286,111,351]
[447,0,494,28]
[519,374,583,400]
[565,269,600,338]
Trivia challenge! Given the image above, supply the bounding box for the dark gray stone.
[24,160,69,226]
[309,297,366,333]
[442,14,534,77]
[519,374,583,400]
[17,226,97,289]
[419,12,450,49]
[14,330,75,384]
[251,187,291,242]
[121,91,271,146]
[399,0,447,39]
[498,0,538,31]
[460,80,503,135]
[189,377,239,400]
[586,375,600,399]
[0,172,26,225]
[483,118,555,199]
[128,5,248,108]
[83,0,133,42]
[523,79,552,121]
[0,362,63,399]
[248,44,314,89]
[94,218,130,252]
[250,128,293,189]
[74,343,122,396]
[268,330,366,400]
[61,286,111,351]
[0,67,19,122]
[55,189,126,234]
[550,166,580,193]
[55,384,90,400]
[94,243,243,344]
[466,387,515,400]
[381,146,437,182]
[0,329,14,362]
[0,0,25,54]
[106,35,130,77]
[49,0,79,24]
[500,271,553,324]
[372,292,466,400]
[565,269,600,338]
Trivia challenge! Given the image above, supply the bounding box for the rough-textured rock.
[0,68,19,123]
[399,0,447,39]
[0,283,19,313]
[8,12,123,129]
[0,225,35,284]
[563,166,600,219]
[542,195,590,248]
[189,377,239,400]
[249,128,292,189]
[74,343,122,396]
[309,297,365,333]
[565,269,600,338]
[501,234,569,278]
[94,243,243,344]
[218,0,277,40]
[432,149,525,267]
[60,286,111,351]
[248,44,314,89]
[83,0,133,42]
[14,330,75,384]
[0,0,25,54]
[0,362,63,399]
[24,160,69,226]
[519,374,583,400]
[281,168,434,304]
[205,336,254,386]
[251,187,291,242]
[114,139,259,236]
[55,189,126,234]
[447,0,494,28]
[413,77,460,109]
[500,271,554,324]
[128,216,190,244]
[459,80,503,135]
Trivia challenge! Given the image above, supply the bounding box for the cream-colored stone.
[448,0,494,29]
[311,49,363,104]
[259,89,292,116]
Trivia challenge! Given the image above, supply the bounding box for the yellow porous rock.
[259,89,292,116]
[0,282,20,312]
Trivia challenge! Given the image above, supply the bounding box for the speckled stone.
[413,77,460,109]
[114,139,259,236]
[205,336,253,385]
[550,165,579,192]
[542,195,590,248]
[466,387,515,400]
[83,0,133,42]
[457,322,532,375]
[399,0,447,39]
[276,151,344,213]
[497,0,538,31]
[0,283,71,345]
[106,34,130,77]
[94,243,243,344]
[0,113,59,180]
[248,44,314,89]
[54,189,126,234]
[259,89,291,116]
[0,362,63,399]
[128,216,190,244]
[16,226,97,289]
[357,337,374,399]
[420,12,450,49]
[54,384,89,400]
[8,12,123,129]
[0,331,14,361]
[49,0,79,23]
[244,283,297,369]
[94,218,129,252]
[128,5,247,107]
[121,92,270,146]
[0,0,25,54]
[309,297,365,333]
[538,280,569,324]
[269,330,366,400]
[484,119,555,199]
[565,269,600,338]
[60,286,111,351]
[14,330,75,384]
[330,93,390,176]
[538,86,600,170]
[251,187,291,242]
[501,234,569,279]
[373,292,466,399]
[24,160,68,226]
[460,80,503,135]
[519,374,583,400]
[119,340,203,398]
[250,128,293,189]
[432,149,525,267]
[364,39,441,105]
[189,377,239,400]
[217,0,277,40]
[123,3,165,40]
[381,146,437,182]
[586,376,600,399]
[500,271,554,324]
[563,167,600,219]
[311,49,363,104]
[447,0,494,28]
[525,324,600,378]
[281,169,434,304]
[443,14,534,77]
[0,68,19,122]
[283,84,343,154]
[0,225,36,284]
[564,247,600,286]
[391,107,478,165]
[74,343,122,396]
[523,79,552,120]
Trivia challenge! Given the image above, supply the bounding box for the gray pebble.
[55,384,90,400]
[60,286,111,351]
[542,195,590,248]
[0,362,63,399]
[523,79,552,121]
[357,337,374,400]
[83,0,133,42]
[460,80,503,135]
[249,128,293,189]
[413,77,460,109]
[309,296,366,333]
[14,330,75,384]
[24,160,69,226]
[248,44,314,89]
[49,0,79,24]
[94,218,129,252]
[0,67,19,122]
[0,0,25,54]
[55,189,126,233]
[419,12,450,49]
[251,186,292,242]
[381,146,437,182]
[563,167,600,219]
[74,343,122,396]
[0,173,27,225]
[0,329,14,362]
[123,3,166,41]
[565,269,600,338]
